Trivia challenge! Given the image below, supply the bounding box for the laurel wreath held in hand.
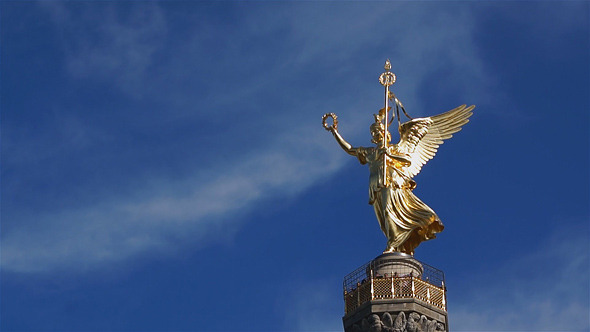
[322,113,338,131]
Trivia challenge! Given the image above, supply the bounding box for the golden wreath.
[322,113,338,131]
[379,71,396,87]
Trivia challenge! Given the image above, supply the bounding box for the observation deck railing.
[343,257,446,315]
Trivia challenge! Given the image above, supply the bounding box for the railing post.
[370,269,374,300]
[411,277,415,297]
[345,290,349,314]
[427,287,431,304]
[357,282,360,307]
[391,275,395,298]
[442,280,446,310]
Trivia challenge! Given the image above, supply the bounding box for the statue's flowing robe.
[356,146,444,254]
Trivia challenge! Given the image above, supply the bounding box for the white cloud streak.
[451,222,590,331]
[1,124,345,273]
[2,3,492,274]
[282,278,343,331]
[43,2,167,98]
[281,223,590,332]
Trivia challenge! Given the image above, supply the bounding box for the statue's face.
[371,130,383,144]
[371,129,390,145]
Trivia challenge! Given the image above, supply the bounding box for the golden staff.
[378,59,396,186]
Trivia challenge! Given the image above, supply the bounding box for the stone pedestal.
[370,252,424,278]
[343,253,448,332]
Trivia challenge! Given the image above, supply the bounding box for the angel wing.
[395,104,474,178]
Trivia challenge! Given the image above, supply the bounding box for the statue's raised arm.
[321,60,474,255]
[322,113,360,157]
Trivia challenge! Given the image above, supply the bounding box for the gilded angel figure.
[324,104,474,254]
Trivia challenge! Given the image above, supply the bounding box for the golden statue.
[323,60,474,255]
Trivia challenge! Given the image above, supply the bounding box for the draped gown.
[356,145,444,254]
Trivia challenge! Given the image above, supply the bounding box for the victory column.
[322,60,474,332]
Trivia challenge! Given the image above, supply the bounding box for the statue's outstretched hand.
[322,113,338,132]
[323,113,358,157]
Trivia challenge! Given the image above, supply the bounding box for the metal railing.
[343,258,446,315]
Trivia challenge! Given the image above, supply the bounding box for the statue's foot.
[383,247,396,254]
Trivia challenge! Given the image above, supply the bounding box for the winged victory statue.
[322,60,474,255]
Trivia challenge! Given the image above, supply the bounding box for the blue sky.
[1,1,588,331]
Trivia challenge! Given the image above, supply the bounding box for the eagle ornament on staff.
[322,60,474,255]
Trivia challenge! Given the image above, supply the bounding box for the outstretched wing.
[396,104,474,178]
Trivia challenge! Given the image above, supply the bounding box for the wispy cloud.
[1,124,345,273]
[41,2,167,99]
[2,3,493,274]
[277,225,589,332]
[281,277,343,331]
[451,221,590,331]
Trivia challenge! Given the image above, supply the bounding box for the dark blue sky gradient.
[2,1,589,331]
